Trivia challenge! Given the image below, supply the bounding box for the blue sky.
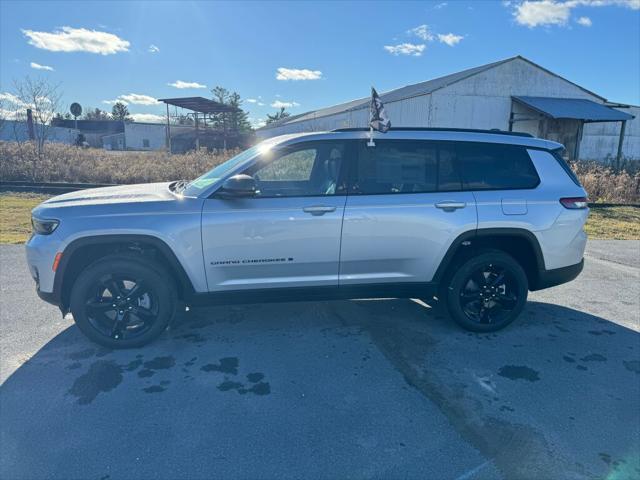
[1,0,639,126]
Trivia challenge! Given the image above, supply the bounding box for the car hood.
[39,182,175,208]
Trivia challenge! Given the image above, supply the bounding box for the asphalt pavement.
[1,240,639,480]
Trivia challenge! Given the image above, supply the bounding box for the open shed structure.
[510,96,633,163]
[159,96,245,152]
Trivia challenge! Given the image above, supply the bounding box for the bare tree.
[12,76,62,179]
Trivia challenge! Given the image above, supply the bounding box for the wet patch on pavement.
[216,372,271,396]
[68,360,123,405]
[201,357,239,375]
[497,365,540,382]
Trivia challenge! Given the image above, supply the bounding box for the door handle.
[303,205,337,216]
[435,201,466,211]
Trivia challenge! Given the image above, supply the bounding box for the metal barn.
[257,56,638,162]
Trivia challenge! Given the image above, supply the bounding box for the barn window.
[143,139,150,148]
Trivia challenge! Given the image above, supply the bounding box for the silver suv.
[26,128,589,348]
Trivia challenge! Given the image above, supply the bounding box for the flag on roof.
[369,87,391,133]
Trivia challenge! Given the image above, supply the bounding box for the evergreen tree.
[266,107,290,124]
[228,92,252,132]
[84,107,111,121]
[111,102,131,122]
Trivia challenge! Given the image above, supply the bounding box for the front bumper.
[25,234,63,305]
[531,259,584,291]
[36,289,59,306]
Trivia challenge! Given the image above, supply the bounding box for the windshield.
[182,145,263,196]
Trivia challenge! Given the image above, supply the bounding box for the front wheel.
[69,255,177,348]
[445,250,528,332]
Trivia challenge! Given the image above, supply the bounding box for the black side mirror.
[216,174,256,198]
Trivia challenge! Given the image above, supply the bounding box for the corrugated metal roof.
[263,57,517,129]
[513,96,634,122]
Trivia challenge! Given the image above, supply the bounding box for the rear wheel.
[70,255,177,348]
[445,250,528,332]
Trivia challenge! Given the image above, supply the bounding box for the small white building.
[0,119,79,144]
[121,122,194,151]
[258,56,638,162]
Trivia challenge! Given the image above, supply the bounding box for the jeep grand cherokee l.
[26,128,588,348]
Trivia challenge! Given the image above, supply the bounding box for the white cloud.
[246,98,258,103]
[434,2,448,8]
[576,15,593,25]
[437,33,464,46]
[130,113,165,123]
[408,25,434,41]
[514,0,571,27]
[102,99,124,105]
[271,100,300,109]
[384,43,426,56]
[21,26,130,55]
[148,44,159,53]
[276,67,322,80]
[30,62,54,71]
[512,0,639,28]
[117,93,158,105]
[167,80,207,89]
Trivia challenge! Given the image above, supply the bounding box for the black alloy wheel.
[459,263,519,325]
[70,255,176,348]
[446,250,528,332]
[84,275,158,341]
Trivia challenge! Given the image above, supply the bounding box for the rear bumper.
[531,258,584,291]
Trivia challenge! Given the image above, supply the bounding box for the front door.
[339,140,477,286]
[201,141,349,292]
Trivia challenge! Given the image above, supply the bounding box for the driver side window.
[246,142,346,197]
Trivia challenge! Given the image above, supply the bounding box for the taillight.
[560,197,588,209]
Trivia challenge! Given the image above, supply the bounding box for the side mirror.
[216,174,256,198]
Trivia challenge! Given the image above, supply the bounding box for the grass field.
[0,192,638,244]
[584,205,640,240]
[0,193,49,244]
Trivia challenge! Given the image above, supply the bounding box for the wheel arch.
[433,228,546,290]
[54,234,196,312]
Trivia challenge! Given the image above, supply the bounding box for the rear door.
[201,141,349,291]
[455,142,541,228]
[339,140,477,286]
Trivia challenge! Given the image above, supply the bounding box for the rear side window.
[457,143,540,190]
[551,148,582,187]
[350,141,462,194]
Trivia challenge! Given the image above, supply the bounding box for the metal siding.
[581,106,640,160]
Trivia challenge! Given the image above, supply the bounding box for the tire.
[445,250,528,332]
[69,254,177,349]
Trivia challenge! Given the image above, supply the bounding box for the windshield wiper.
[172,179,190,194]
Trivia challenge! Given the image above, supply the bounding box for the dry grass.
[0,193,49,244]
[569,160,640,204]
[1,142,638,204]
[584,206,640,240]
[0,141,235,184]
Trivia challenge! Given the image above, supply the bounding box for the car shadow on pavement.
[1,299,638,480]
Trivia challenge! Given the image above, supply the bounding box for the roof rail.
[330,127,534,138]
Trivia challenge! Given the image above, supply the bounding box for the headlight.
[31,217,59,235]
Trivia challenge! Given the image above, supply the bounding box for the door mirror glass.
[218,174,257,197]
